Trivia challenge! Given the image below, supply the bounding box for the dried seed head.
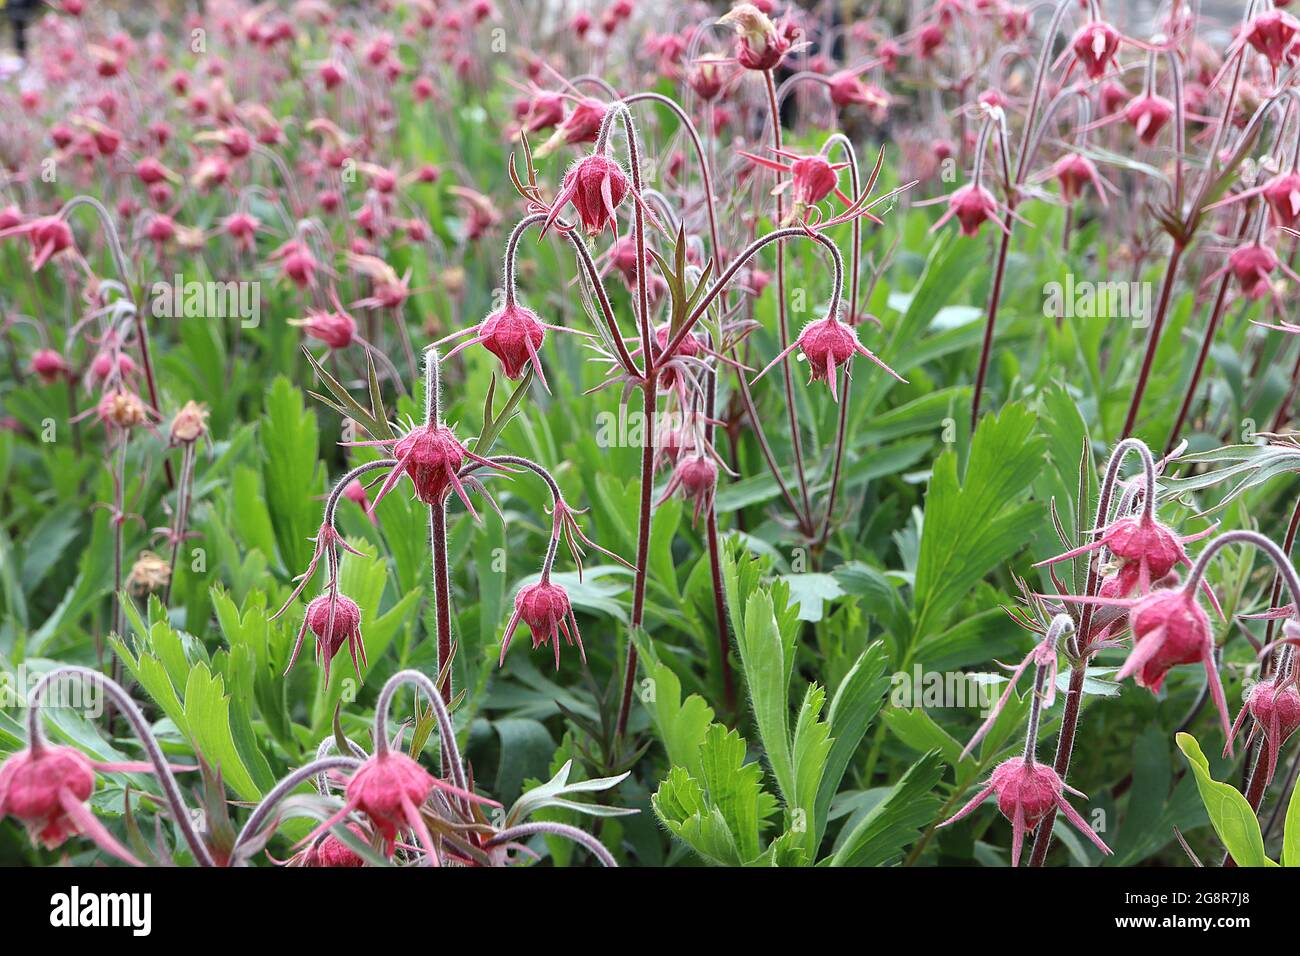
[169,400,209,444]
[97,388,149,430]
[127,551,172,595]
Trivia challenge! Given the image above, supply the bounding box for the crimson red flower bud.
[30,348,69,384]
[319,61,345,90]
[916,23,945,59]
[938,183,1000,236]
[0,746,96,851]
[1050,152,1108,205]
[798,315,904,400]
[1071,20,1120,80]
[500,579,585,669]
[270,239,318,288]
[286,593,365,684]
[291,308,357,349]
[1228,678,1300,786]
[1262,172,1300,228]
[658,454,718,525]
[1228,242,1278,300]
[221,211,259,251]
[146,214,177,246]
[0,215,74,271]
[688,60,725,101]
[307,824,368,867]
[1036,510,1209,596]
[1244,11,1300,71]
[939,756,1112,866]
[720,3,795,71]
[134,156,171,185]
[1124,93,1174,145]
[479,302,546,379]
[1120,588,1232,745]
[0,205,21,230]
[551,153,630,236]
[537,97,606,155]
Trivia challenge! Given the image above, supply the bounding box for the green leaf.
[736,588,794,802]
[1176,732,1272,868]
[911,403,1046,643]
[260,377,321,575]
[829,751,945,866]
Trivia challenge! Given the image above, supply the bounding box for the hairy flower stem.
[1121,243,1186,439]
[617,372,658,741]
[763,69,814,534]
[421,349,454,707]
[231,756,361,861]
[488,821,617,867]
[30,667,214,866]
[163,442,197,606]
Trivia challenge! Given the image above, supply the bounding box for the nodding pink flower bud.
[134,156,171,185]
[688,60,726,101]
[1002,5,1029,40]
[50,123,74,149]
[654,426,696,471]
[534,97,608,157]
[547,153,630,236]
[755,315,905,402]
[1123,93,1174,146]
[939,183,1001,236]
[1245,11,1300,71]
[216,125,253,159]
[291,308,357,350]
[500,579,585,669]
[1228,242,1279,300]
[319,61,345,90]
[877,38,901,71]
[1228,678,1300,786]
[287,593,365,683]
[939,757,1112,866]
[90,350,138,384]
[1050,153,1108,205]
[719,3,795,71]
[789,154,841,207]
[343,479,376,524]
[1070,20,1121,80]
[306,824,368,867]
[0,746,96,852]
[916,22,945,59]
[1035,510,1208,596]
[221,211,259,251]
[0,205,21,231]
[270,239,318,288]
[412,75,435,101]
[571,10,592,38]
[520,91,565,132]
[658,454,718,525]
[0,216,75,271]
[479,302,546,379]
[1263,172,1300,228]
[388,424,469,506]
[191,154,232,191]
[1121,588,1232,744]
[145,214,177,246]
[30,348,70,384]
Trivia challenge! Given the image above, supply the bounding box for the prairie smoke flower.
[1242,10,1300,73]
[0,743,193,866]
[500,579,585,669]
[927,183,1005,236]
[1227,242,1281,300]
[354,423,507,518]
[0,215,75,271]
[718,3,798,72]
[291,308,357,349]
[1227,678,1300,786]
[535,97,606,156]
[738,148,850,224]
[753,314,905,402]
[1067,20,1121,80]
[30,348,69,384]
[1262,173,1300,228]
[285,593,366,683]
[826,72,890,119]
[434,300,586,388]
[657,454,718,525]
[1034,510,1212,596]
[298,824,369,867]
[915,23,945,59]
[1047,153,1111,205]
[134,156,176,185]
[1123,93,1174,146]
[221,211,260,251]
[269,239,318,288]
[304,750,496,859]
[191,154,232,191]
[545,153,630,236]
[0,205,21,230]
[939,757,1112,866]
[688,58,726,101]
